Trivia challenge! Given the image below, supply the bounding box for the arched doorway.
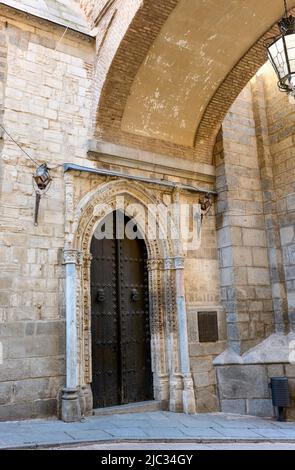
[90,211,153,408]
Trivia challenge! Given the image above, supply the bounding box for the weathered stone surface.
[0,403,34,421]
[221,399,246,415]
[13,378,51,402]
[195,386,219,413]
[0,359,31,382]
[0,382,12,405]
[33,399,57,418]
[247,399,274,418]
[216,365,269,399]
[29,356,65,378]
[36,320,65,336]
[285,365,295,378]
[193,371,217,388]
[267,364,285,377]
[242,333,291,364]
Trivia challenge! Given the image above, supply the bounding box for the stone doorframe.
[61,174,196,422]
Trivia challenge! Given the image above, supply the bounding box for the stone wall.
[185,196,225,412]
[0,11,94,420]
[0,7,221,419]
[216,363,295,419]
[261,65,295,332]
[214,64,295,419]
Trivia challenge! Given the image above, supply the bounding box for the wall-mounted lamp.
[33,163,52,226]
[265,0,295,96]
[199,193,213,223]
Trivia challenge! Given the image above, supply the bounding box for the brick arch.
[95,1,295,165]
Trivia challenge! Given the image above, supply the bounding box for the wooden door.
[91,212,153,408]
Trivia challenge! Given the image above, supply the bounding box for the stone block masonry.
[0,1,294,421]
[214,63,295,420]
[0,5,220,419]
[215,85,274,355]
[217,362,295,420]
[0,9,94,420]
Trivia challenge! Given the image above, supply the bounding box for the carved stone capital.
[63,249,81,265]
[147,258,164,271]
[164,256,185,270]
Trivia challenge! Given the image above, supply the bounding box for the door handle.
[96,288,105,303]
[130,288,140,303]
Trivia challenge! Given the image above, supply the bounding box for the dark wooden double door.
[90,212,153,408]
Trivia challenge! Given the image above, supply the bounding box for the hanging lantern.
[33,163,52,226]
[33,163,52,191]
[265,0,295,96]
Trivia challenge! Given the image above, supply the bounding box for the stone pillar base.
[153,374,169,403]
[169,375,183,413]
[61,388,82,422]
[182,373,196,414]
[79,384,93,417]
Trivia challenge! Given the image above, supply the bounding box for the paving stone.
[143,428,187,439]
[102,427,150,439]
[216,428,266,439]
[64,429,113,441]
[0,412,295,447]
[179,428,225,439]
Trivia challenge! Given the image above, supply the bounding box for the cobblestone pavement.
[0,412,295,449]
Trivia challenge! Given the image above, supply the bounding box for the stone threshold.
[93,400,166,416]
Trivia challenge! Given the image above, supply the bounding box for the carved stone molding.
[164,256,185,270]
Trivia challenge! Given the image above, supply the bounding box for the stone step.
[93,400,167,416]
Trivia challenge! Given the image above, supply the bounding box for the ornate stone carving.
[164,256,185,270]
[147,258,164,271]
[64,176,193,413]
[63,249,81,264]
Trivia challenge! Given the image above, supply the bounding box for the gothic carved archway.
[63,177,196,415]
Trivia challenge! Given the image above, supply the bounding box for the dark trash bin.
[270,377,290,422]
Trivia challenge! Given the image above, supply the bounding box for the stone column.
[173,256,196,414]
[147,258,169,406]
[61,249,82,422]
[80,253,93,416]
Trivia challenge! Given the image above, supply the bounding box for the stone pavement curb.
[3,437,295,450]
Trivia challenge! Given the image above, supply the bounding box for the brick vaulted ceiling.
[96,0,295,163]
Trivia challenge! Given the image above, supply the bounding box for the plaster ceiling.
[121,0,295,147]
